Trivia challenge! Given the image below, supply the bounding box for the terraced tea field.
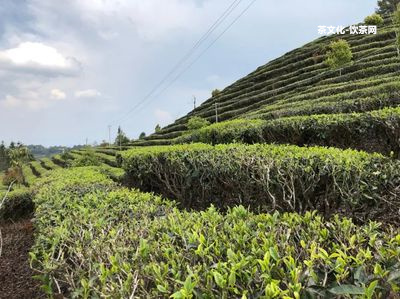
[136,16,400,147]
[1,12,400,298]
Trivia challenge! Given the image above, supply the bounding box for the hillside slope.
[139,16,399,144]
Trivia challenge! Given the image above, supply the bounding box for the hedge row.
[0,187,33,221]
[40,157,62,170]
[31,167,400,297]
[176,107,400,157]
[155,65,399,138]
[120,143,400,223]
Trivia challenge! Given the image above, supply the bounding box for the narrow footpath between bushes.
[0,219,42,299]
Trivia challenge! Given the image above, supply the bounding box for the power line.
[125,0,258,118]
[111,0,244,126]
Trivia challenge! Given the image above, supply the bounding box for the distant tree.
[187,116,210,131]
[155,124,161,133]
[325,39,352,76]
[115,126,130,146]
[0,142,9,171]
[364,13,384,25]
[8,145,34,167]
[212,89,221,97]
[139,132,146,139]
[376,0,400,14]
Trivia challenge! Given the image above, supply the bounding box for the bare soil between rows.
[0,219,42,299]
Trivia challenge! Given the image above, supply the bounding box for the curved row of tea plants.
[175,106,400,157]
[30,167,400,298]
[119,143,400,223]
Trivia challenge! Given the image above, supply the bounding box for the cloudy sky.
[0,0,376,146]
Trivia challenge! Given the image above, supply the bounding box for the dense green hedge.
[40,157,61,170]
[120,144,400,222]
[176,107,400,157]
[0,187,33,221]
[31,167,400,298]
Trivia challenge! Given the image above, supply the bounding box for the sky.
[0,0,377,146]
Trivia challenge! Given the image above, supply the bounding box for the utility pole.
[108,125,111,146]
[192,96,197,110]
[85,138,88,146]
[215,102,218,123]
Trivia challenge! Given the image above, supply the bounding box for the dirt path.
[0,219,42,299]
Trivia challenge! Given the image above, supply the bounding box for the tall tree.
[139,132,146,139]
[376,0,400,14]
[0,141,9,171]
[155,124,161,133]
[114,126,130,146]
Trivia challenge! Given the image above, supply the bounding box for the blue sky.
[0,0,377,146]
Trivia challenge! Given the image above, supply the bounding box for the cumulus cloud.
[154,108,173,126]
[0,42,81,76]
[50,88,66,100]
[75,89,101,98]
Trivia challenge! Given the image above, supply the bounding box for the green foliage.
[186,116,210,131]
[121,143,400,222]
[376,0,400,14]
[139,132,146,139]
[0,186,33,221]
[155,124,161,133]
[364,13,384,25]
[325,40,353,74]
[115,126,130,146]
[70,151,102,167]
[2,166,25,185]
[30,168,400,297]
[40,158,61,170]
[212,88,221,97]
[175,107,400,157]
[393,4,400,54]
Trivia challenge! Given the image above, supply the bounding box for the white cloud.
[50,88,66,100]
[0,42,81,76]
[75,89,101,98]
[0,94,48,110]
[154,108,173,126]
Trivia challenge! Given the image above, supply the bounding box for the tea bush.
[120,143,400,222]
[30,167,400,298]
[175,107,400,156]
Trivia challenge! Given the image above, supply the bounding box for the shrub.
[2,166,25,186]
[0,187,33,221]
[139,132,146,139]
[30,167,400,297]
[70,151,102,167]
[175,107,400,157]
[186,116,210,131]
[364,13,384,25]
[325,40,353,76]
[120,143,400,223]
[212,88,221,97]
